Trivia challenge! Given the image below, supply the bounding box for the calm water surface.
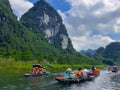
[0,70,120,90]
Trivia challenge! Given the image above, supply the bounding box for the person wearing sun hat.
[82,68,88,79]
[64,68,73,79]
[66,68,72,72]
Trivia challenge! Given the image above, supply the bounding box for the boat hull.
[55,76,94,84]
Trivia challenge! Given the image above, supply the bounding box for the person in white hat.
[64,68,73,79]
[82,68,88,79]
[66,68,72,72]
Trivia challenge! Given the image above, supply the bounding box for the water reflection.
[31,77,42,83]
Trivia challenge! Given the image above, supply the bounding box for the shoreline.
[0,58,105,76]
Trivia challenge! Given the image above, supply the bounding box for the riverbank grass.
[0,58,106,75]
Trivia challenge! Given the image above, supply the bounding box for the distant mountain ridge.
[99,42,120,61]
[80,42,120,65]
[94,42,120,65]
[80,49,96,57]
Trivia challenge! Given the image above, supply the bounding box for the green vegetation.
[0,58,105,75]
[0,58,31,75]
[0,0,73,62]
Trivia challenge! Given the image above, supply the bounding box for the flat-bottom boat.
[55,75,94,84]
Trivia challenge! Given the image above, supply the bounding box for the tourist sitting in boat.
[111,66,119,72]
[74,68,83,79]
[93,68,100,74]
[37,66,43,74]
[31,67,37,74]
[64,68,74,79]
[82,69,88,79]
[90,67,100,76]
[87,66,100,77]
[31,64,44,74]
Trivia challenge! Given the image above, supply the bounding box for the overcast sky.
[9,0,120,51]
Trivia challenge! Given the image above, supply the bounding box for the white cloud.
[58,0,120,51]
[9,0,33,18]
[71,35,115,50]
[66,0,101,7]
[93,0,120,16]
[114,18,120,33]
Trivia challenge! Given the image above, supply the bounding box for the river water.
[0,70,120,90]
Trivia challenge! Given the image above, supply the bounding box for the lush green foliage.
[0,0,61,62]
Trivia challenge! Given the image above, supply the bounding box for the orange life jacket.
[39,67,43,72]
[93,68,100,74]
[75,70,80,77]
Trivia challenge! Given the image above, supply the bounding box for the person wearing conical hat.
[66,68,72,72]
[82,68,88,79]
[64,68,72,79]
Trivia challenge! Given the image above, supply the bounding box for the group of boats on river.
[24,64,100,83]
[24,64,119,84]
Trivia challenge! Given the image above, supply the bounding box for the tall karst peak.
[21,0,74,51]
[0,0,61,60]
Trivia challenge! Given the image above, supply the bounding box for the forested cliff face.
[20,0,74,51]
[0,0,76,61]
[0,0,26,51]
[0,0,63,60]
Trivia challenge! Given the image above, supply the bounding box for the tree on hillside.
[21,46,33,63]
[36,52,44,63]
